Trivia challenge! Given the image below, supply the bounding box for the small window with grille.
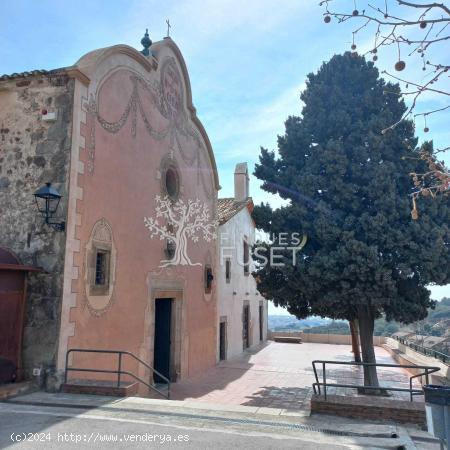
[95,251,109,286]
[90,247,111,295]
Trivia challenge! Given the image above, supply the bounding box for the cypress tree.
[253,53,450,388]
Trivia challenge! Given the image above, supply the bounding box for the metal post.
[117,353,122,387]
[444,406,450,450]
[64,350,69,384]
[323,362,327,400]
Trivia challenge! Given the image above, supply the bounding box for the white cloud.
[169,0,307,35]
[124,0,315,58]
[211,81,305,159]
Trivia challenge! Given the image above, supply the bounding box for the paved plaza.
[1,342,433,449]
[171,341,422,411]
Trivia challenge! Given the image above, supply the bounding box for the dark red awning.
[0,263,44,272]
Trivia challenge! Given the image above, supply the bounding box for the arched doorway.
[0,247,42,384]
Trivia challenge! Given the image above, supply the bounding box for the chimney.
[234,162,249,202]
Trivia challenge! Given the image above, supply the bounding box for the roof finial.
[166,19,171,38]
[140,28,152,56]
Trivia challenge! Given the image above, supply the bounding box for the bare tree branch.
[397,1,450,16]
[320,0,450,211]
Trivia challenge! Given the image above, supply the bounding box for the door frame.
[150,289,183,382]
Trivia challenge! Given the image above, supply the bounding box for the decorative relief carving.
[83,57,212,197]
[93,219,112,242]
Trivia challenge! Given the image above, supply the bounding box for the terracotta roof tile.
[0,68,67,81]
[0,69,47,80]
[218,197,252,225]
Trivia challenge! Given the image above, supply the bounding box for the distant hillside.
[302,319,400,336]
[268,315,331,331]
[303,321,349,334]
[268,315,400,335]
[427,297,450,323]
[268,298,450,338]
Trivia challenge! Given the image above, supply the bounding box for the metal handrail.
[65,348,170,399]
[311,360,440,401]
[393,335,449,365]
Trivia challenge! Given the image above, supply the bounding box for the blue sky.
[1,0,448,314]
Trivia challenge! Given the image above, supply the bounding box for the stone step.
[62,381,138,397]
[0,381,34,400]
[143,383,170,399]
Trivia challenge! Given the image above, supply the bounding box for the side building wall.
[217,207,267,361]
[0,72,74,383]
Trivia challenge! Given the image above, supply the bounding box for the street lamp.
[33,182,65,231]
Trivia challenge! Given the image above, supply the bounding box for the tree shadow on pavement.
[241,386,311,410]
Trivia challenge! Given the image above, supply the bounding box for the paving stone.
[169,342,420,411]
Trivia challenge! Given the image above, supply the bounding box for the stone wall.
[0,72,74,385]
[384,338,450,385]
[268,330,385,346]
[311,394,426,426]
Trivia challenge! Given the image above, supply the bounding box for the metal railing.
[65,349,170,399]
[312,360,440,401]
[392,335,449,365]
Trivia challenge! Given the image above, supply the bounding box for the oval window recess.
[165,166,180,199]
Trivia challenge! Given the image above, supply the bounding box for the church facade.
[0,35,220,390]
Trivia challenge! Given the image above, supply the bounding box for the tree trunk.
[349,319,361,363]
[357,305,380,389]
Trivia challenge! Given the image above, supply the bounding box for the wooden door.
[0,248,27,383]
[153,298,172,383]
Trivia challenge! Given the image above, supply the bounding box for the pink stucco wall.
[61,42,219,388]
